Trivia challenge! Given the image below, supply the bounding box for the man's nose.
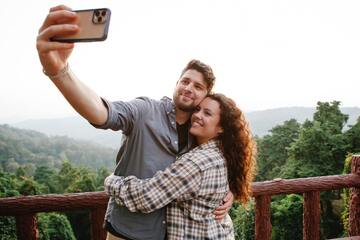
[184,83,193,92]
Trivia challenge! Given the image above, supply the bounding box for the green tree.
[0,171,19,239]
[34,166,59,193]
[256,119,300,181]
[66,168,96,193]
[57,161,79,193]
[279,101,348,239]
[95,167,110,191]
[344,117,360,154]
[341,154,352,237]
[313,101,348,133]
[38,213,76,240]
[232,201,255,240]
[271,194,303,240]
[18,177,45,196]
[281,101,348,178]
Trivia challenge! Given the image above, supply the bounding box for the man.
[36,5,233,240]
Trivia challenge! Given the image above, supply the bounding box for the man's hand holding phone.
[51,8,111,43]
[36,5,79,77]
[36,5,111,77]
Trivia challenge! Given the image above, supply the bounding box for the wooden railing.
[0,155,359,240]
[252,155,360,240]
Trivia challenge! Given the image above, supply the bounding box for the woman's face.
[190,97,223,145]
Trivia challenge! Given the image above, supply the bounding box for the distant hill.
[10,107,360,147]
[13,116,121,149]
[0,124,116,171]
[245,107,360,136]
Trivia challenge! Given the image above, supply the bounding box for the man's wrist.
[42,63,70,80]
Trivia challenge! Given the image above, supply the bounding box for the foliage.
[255,101,357,239]
[279,102,348,179]
[0,160,107,239]
[344,117,360,154]
[38,212,76,240]
[271,194,303,240]
[256,119,300,181]
[0,216,16,240]
[231,201,255,240]
[0,171,19,239]
[34,166,59,193]
[340,154,353,237]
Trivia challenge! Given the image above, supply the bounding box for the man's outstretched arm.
[36,5,108,126]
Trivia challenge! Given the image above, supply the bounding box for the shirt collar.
[192,139,219,152]
[161,96,176,116]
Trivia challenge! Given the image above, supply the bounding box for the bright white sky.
[1,0,359,123]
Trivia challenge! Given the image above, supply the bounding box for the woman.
[105,93,256,239]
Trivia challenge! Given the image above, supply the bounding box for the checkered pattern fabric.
[105,140,234,239]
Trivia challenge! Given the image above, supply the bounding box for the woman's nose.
[193,111,202,119]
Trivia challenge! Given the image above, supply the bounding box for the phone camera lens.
[97,16,103,23]
[101,10,106,16]
[95,10,100,17]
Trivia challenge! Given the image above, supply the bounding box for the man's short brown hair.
[180,59,216,93]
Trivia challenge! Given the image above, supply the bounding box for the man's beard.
[174,97,196,112]
[178,104,195,112]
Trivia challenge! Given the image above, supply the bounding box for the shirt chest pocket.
[143,117,178,153]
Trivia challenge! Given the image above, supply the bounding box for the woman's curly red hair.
[208,93,256,206]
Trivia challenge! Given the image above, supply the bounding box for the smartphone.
[52,8,111,42]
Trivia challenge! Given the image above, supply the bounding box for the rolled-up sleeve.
[91,96,151,134]
[104,157,203,213]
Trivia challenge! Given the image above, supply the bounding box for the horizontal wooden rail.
[0,192,108,216]
[251,174,360,197]
[1,174,360,216]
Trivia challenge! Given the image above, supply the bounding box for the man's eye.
[195,107,201,112]
[182,80,189,85]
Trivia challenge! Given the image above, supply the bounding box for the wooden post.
[91,208,107,240]
[15,214,38,240]
[255,195,272,240]
[349,155,360,236]
[303,191,320,240]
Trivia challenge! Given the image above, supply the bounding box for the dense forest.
[0,125,116,172]
[232,101,360,239]
[0,126,117,239]
[1,101,360,239]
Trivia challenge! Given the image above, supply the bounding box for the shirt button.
[162,221,166,224]
[174,141,178,144]
[171,121,175,125]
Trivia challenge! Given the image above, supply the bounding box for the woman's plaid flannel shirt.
[105,140,234,239]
